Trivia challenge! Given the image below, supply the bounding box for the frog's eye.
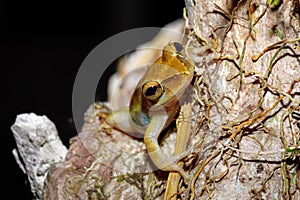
[142,81,164,101]
[164,42,185,58]
[173,42,183,54]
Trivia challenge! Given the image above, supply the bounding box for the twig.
[164,104,192,200]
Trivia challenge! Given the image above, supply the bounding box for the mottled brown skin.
[109,42,194,180]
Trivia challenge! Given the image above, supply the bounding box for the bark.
[11,113,67,199]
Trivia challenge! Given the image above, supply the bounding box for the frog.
[107,42,194,180]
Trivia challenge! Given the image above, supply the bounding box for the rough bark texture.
[13,1,300,199]
[183,0,300,199]
[11,113,67,199]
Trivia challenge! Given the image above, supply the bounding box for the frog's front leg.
[107,108,139,133]
[144,115,191,180]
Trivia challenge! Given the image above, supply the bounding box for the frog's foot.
[144,115,193,181]
[147,145,192,181]
[165,164,191,181]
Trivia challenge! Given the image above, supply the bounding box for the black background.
[2,0,185,199]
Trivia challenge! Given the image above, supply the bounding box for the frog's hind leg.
[144,115,191,180]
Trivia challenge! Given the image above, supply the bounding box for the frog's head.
[129,42,194,130]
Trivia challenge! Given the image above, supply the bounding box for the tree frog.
[108,42,194,180]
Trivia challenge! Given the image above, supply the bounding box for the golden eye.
[173,42,183,54]
[163,42,186,58]
[142,81,163,101]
